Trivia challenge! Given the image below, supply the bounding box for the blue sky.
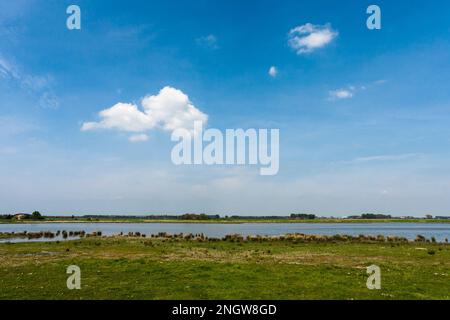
[1,0,450,216]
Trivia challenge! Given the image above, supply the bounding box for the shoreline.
[1,218,450,224]
[1,230,449,243]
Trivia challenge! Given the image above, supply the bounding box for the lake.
[1,222,450,242]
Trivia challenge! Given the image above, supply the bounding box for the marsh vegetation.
[0,233,449,299]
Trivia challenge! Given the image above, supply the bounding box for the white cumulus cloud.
[81,86,208,140]
[268,66,278,77]
[288,23,338,54]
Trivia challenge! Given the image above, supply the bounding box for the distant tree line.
[0,211,43,220]
[82,214,221,220]
[2,212,449,221]
[82,215,180,220]
[226,215,291,220]
[347,213,392,219]
[180,214,218,220]
[290,213,316,220]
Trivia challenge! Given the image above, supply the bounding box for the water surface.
[1,222,449,243]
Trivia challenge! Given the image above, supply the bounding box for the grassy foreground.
[0,237,449,300]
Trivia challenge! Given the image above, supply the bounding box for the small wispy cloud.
[129,133,149,143]
[196,34,219,50]
[328,88,354,100]
[352,153,421,163]
[328,80,387,100]
[0,146,18,155]
[0,116,39,137]
[374,79,387,85]
[103,24,156,46]
[0,55,59,109]
[288,23,338,54]
[0,56,19,79]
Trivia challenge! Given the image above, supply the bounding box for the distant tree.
[180,213,210,220]
[290,213,316,220]
[31,211,43,220]
[360,213,392,219]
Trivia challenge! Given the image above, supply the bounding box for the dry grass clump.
[0,230,86,240]
[124,232,417,244]
[0,229,443,244]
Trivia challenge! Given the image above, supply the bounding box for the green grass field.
[0,237,449,300]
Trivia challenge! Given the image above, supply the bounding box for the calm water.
[1,222,450,243]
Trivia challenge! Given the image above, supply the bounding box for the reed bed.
[1,230,448,244]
